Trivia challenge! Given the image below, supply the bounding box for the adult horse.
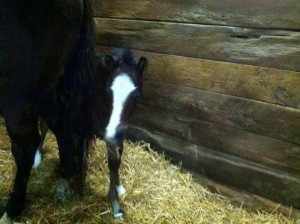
[0,0,147,222]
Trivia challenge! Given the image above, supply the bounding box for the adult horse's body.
[0,0,147,222]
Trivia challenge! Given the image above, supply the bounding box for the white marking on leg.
[0,212,13,224]
[113,212,124,219]
[112,200,124,219]
[32,149,41,168]
[116,184,126,196]
[105,74,136,139]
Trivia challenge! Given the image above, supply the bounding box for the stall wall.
[93,0,300,208]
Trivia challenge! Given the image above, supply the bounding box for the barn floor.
[0,120,296,224]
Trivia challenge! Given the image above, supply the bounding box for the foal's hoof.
[112,200,125,219]
[55,178,72,200]
[113,209,125,219]
[0,213,13,224]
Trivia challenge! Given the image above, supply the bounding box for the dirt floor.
[0,120,297,224]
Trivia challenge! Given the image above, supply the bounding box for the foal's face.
[104,56,147,141]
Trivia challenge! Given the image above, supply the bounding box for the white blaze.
[105,73,136,139]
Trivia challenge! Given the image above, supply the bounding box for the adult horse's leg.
[46,0,94,200]
[42,112,85,199]
[39,106,72,199]
[105,139,126,218]
[0,102,40,223]
[55,134,87,198]
[39,119,49,149]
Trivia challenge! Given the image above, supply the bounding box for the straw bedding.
[0,120,296,224]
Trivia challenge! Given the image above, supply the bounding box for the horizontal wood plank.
[93,0,300,30]
[140,80,300,145]
[94,18,300,71]
[97,46,300,108]
[194,174,300,219]
[131,104,300,175]
[126,125,300,208]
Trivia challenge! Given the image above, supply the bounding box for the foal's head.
[101,49,147,143]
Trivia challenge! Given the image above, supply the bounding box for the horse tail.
[65,0,95,134]
[62,0,95,193]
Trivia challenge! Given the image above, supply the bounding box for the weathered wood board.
[131,104,300,175]
[94,18,300,71]
[93,0,300,30]
[97,46,300,108]
[126,125,300,208]
[194,174,300,219]
[140,80,300,145]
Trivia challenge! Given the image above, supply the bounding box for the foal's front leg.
[105,140,126,218]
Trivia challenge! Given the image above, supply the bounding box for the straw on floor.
[0,121,296,224]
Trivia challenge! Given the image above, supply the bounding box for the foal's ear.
[137,57,148,75]
[103,55,117,71]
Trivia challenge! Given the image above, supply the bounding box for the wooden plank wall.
[93,0,300,209]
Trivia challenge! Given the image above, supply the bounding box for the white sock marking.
[0,212,12,224]
[113,212,124,219]
[105,73,136,139]
[116,184,126,196]
[33,149,41,168]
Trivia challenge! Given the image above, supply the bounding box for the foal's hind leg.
[0,105,40,223]
[105,139,126,218]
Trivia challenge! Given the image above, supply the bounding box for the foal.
[94,48,147,218]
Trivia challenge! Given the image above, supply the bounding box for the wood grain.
[94,18,300,71]
[194,174,300,219]
[93,0,300,30]
[97,46,300,108]
[140,80,300,145]
[126,125,300,208]
[93,1,300,209]
[131,104,300,175]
